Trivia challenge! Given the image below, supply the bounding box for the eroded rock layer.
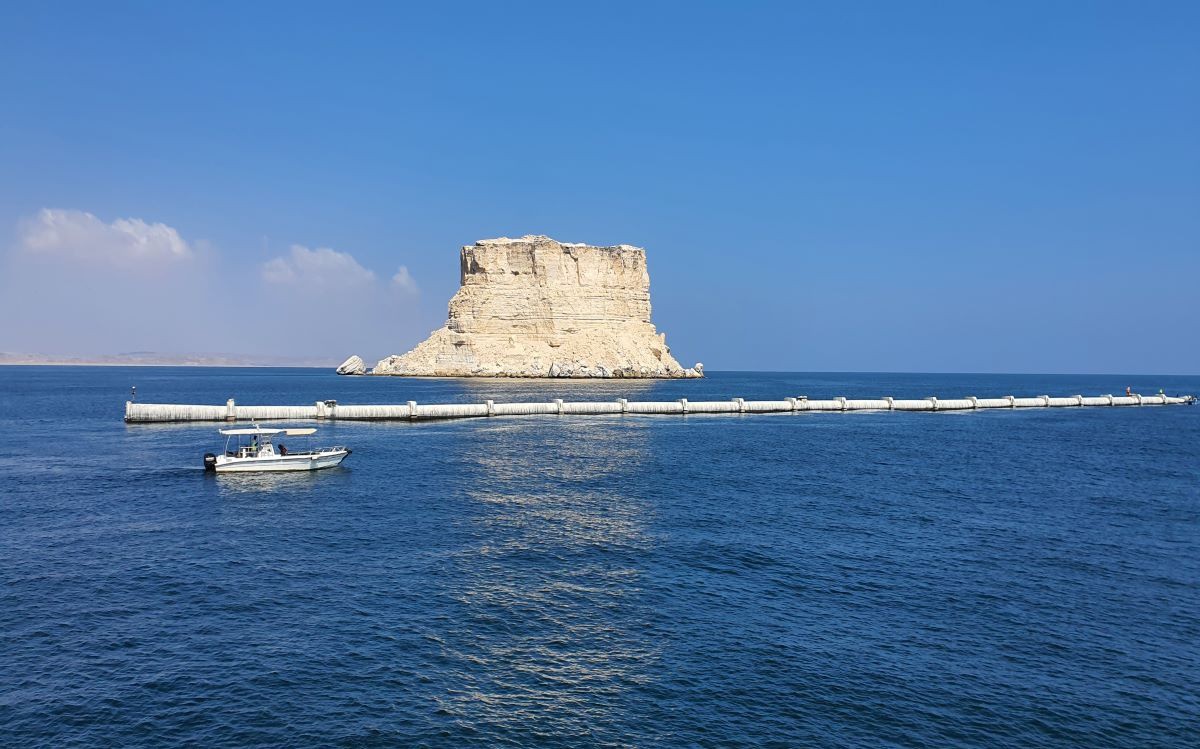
[372,235,701,378]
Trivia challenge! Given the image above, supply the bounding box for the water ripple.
[1,368,1198,746]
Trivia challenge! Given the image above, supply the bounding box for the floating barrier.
[124,393,1195,423]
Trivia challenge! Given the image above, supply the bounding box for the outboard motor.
[203,453,217,472]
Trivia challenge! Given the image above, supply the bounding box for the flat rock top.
[474,235,642,252]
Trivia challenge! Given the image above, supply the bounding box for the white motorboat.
[204,426,351,473]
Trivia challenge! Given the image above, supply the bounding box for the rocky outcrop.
[372,235,701,378]
[336,354,366,375]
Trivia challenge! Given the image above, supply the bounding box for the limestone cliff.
[335,355,366,375]
[370,235,701,378]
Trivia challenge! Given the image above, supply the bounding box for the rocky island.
[345,235,701,378]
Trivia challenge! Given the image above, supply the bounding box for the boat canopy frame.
[217,424,343,459]
[218,427,317,436]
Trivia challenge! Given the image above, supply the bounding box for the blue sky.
[1,1,1196,372]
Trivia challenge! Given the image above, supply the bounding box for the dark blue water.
[2,367,1198,747]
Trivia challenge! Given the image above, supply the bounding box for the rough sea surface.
[1,367,1198,747]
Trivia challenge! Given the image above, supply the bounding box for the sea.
[1,366,1198,747]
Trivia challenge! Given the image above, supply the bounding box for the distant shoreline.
[0,353,336,368]
[0,361,331,368]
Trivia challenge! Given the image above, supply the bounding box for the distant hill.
[0,351,336,368]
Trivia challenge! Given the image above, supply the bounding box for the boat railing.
[278,445,346,456]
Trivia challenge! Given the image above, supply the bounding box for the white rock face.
[373,235,701,378]
[336,354,366,375]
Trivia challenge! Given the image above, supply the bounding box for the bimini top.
[218,427,318,436]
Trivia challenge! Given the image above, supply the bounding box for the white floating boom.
[124,393,1195,423]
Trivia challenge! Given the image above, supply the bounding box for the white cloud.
[17,208,191,265]
[3,210,427,361]
[256,245,423,359]
[391,265,418,295]
[261,244,377,290]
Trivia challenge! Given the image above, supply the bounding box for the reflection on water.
[426,416,660,733]
[467,490,644,550]
[211,468,346,496]
[459,416,654,546]
[459,376,659,403]
[464,417,652,484]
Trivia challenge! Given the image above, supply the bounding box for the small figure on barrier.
[1126,386,1132,397]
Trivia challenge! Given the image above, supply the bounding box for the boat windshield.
[223,432,274,457]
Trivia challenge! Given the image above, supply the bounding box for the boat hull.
[214,450,350,473]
